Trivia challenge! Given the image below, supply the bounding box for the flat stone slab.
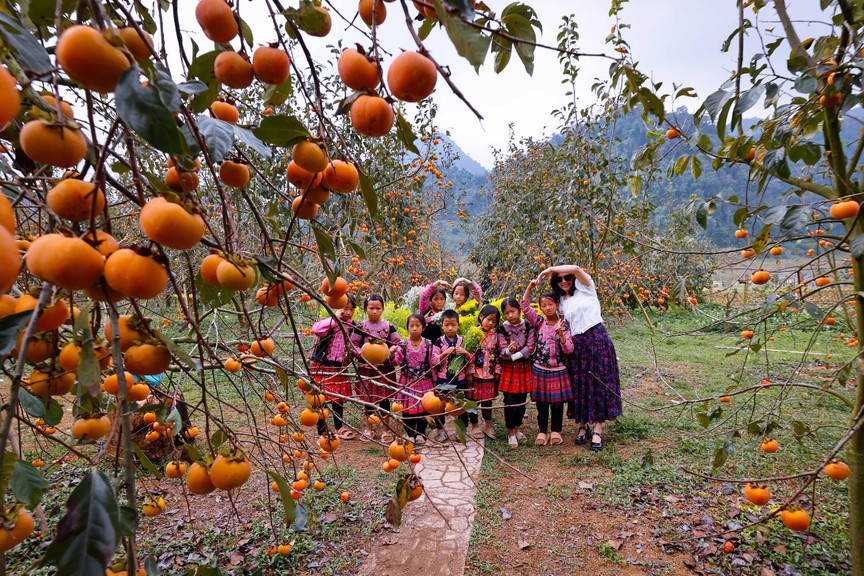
[358,439,485,576]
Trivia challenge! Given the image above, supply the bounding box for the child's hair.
[478,304,500,327]
[501,297,520,312]
[538,291,560,307]
[364,294,384,309]
[452,281,472,299]
[343,293,357,308]
[441,309,460,322]
[431,288,448,302]
[407,313,426,328]
[550,261,577,298]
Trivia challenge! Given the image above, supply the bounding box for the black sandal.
[575,426,589,445]
[590,431,604,452]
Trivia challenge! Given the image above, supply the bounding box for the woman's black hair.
[538,291,560,306]
[407,313,426,328]
[452,281,472,300]
[478,304,500,327]
[364,293,384,310]
[550,261,576,298]
[501,297,520,312]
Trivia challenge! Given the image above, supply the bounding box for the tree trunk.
[850,250,864,576]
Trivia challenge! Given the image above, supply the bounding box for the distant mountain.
[439,135,488,176]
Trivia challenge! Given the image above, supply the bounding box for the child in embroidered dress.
[350,294,401,442]
[391,314,436,444]
[467,305,501,439]
[432,309,471,441]
[310,295,357,440]
[497,297,535,447]
[418,280,448,342]
[521,279,575,446]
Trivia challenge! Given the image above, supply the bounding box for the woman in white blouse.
[536,263,622,451]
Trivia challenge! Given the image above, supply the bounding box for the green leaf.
[74,302,101,397]
[177,80,209,95]
[690,155,702,180]
[275,367,289,388]
[384,495,402,528]
[12,460,49,508]
[152,330,202,370]
[778,204,810,237]
[118,505,138,538]
[151,64,182,112]
[788,142,821,166]
[311,225,337,282]
[43,470,121,576]
[503,13,536,75]
[418,17,436,40]
[290,502,308,531]
[266,470,296,524]
[196,115,235,163]
[453,417,467,444]
[239,18,253,46]
[712,446,728,469]
[0,12,53,75]
[434,0,491,69]
[116,67,187,155]
[18,388,46,419]
[700,89,730,123]
[803,301,823,320]
[210,429,227,451]
[253,115,310,147]
[394,111,420,155]
[195,272,234,308]
[395,475,411,510]
[263,78,293,106]
[186,51,220,113]
[751,224,773,254]
[358,169,379,218]
[732,85,765,128]
[791,420,810,437]
[46,398,63,426]
[673,155,689,176]
[762,148,791,179]
[131,442,163,479]
[0,310,34,356]
[231,125,272,159]
[166,408,183,432]
[794,74,819,94]
[283,3,329,36]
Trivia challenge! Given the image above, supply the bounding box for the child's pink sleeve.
[496,331,510,358]
[470,281,482,303]
[560,323,574,355]
[311,317,335,337]
[520,298,540,328]
[432,341,446,379]
[392,342,405,365]
[418,282,436,314]
[523,325,537,357]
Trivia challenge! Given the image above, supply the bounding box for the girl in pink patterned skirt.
[391,314,435,444]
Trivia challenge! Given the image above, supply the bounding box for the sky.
[182,1,832,168]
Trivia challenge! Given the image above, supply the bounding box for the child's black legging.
[467,400,492,424]
[536,402,563,434]
[363,399,391,416]
[317,402,345,435]
[502,392,527,429]
[403,410,429,438]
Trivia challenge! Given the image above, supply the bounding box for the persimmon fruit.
[781,508,810,531]
[0,66,20,130]
[211,101,239,123]
[0,509,34,552]
[830,200,859,220]
[140,197,206,249]
[117,27,154,61]
[19,120,87,168]
[165,167,200,192]
[214,51,254,89]
[824,459,850,480]
[349,95,393,137]
[323,160,359,193]
[196,0,238,44]
[216,259,256,291]
[358,0,387,26]
[56,25,131,93]
[361,341,389,365]
[292,140,328,173]
[200,254,224,285]
[287,161,323,190]
[0,228,20,294]
[253,46,290,85]
[387,51,437,102]
[743,483,770,505]
[104,249,168,299]
[292,196,319,220]
[219,161,250,188]
[124,343,171,375]
[186,462,216,494]
[210,453,252,490]
[337,49,380,91]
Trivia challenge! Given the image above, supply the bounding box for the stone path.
[358,438,485,576]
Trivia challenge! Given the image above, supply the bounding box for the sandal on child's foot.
[575,426,589,446]
[515,431,526,442]
[381,431,395,443]
[550,432,563,445]
[435,430,448,443]
[414,435,426,445]
[534,433,548,446]
[590,432,604,452]
[359,428,374,442]
[508,435,518,448]
[482,424,496,439]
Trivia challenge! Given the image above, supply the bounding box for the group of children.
[308,276,590,448]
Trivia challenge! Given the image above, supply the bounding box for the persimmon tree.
[473,1,863,573]
[0,0,633,574]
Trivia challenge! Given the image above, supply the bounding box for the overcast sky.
[184,1,831,168]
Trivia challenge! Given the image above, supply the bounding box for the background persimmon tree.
[470,2,863,574]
